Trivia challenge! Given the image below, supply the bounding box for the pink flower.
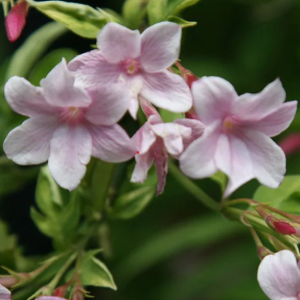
[3,59,135,190]
[257,250,300,300]
[0,285,10,300]
[180,77,297,197]
[68,22,192,118]
[131,100,204,195]
[5,1,29,42]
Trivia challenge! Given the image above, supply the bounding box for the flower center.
[123,59,140,75]
[59,106,85,125]
[222,116,235,133]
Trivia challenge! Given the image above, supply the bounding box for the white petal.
[97,22,140,63]
[179,122,220,179]
[5,76,53,117]
[234,78,286,119]
[68,50,122,88]
[90,124,135,162]
[0,284,11,300]
[141,70,192,113]
[140,22,181,73]
[258,250,300,300]
[41,59,91,108]
[192,76,238,125]
[86,83,130,126]
[131,151,154,183]
[3,117,57,165]
[48,125,92,191]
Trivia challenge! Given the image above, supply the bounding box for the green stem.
[168,161,219,212]
[48,253,77,291]
[223,198,253,207]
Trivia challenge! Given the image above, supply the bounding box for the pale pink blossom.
[0,284,11,300]
[257,250,300,300]
[131,100,204,195]
[68,22,192,118]
[4,59,135,190]
[180,77,297,197]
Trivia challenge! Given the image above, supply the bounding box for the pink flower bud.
[257,246,273,260]
[5,1,29,42]
[266,216,296,235]
[279,133,300,156]
[175,62,198,88]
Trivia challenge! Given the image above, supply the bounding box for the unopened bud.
[72,290,84,300]
[257,246,273,260]
[175,62,198,88]
[266,216,296,235]
[5,0,29,42]
[185,109,200,120]
[54,285,67,298]
[0,276,18,288]
[279,133,300,156]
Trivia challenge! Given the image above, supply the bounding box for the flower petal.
[179,122,220,179]
[90,124,135,162]
[215,134,254,197]
[5,76,53,117]
[242,130,285,189]
[234,79,286,119]
[86,83,130,126]
[258,250,300,300]
[131,151,154,183]
[140,22,181,73]
[41,59,91,108]
[251,101,297,137]
[97,22,140,63]
[0,284,11,300]
[141,70,192,113]
[151,122,191,156]
[48,126,92,191]
[192,76,237,125]
[68,50,122,88]
[3,117,57,165]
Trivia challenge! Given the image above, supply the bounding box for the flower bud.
[279,133,300,156]
[266,216,296,235]
[185,109,200,120]
[0,277,18,288]
[5,0,29,42]
[175,62,198,88]
[53,285,67,298]
[257,246,273,260]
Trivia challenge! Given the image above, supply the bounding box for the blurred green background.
[1,0,300,299]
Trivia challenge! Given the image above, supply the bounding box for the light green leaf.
[167,16,197,28]
[80,251,117,290]
[253,175,300,210]
[5,22,67,80]
[159,108,184,122]
[210,171,228,194]
[108,186,155,219]
[147,0,201,24]
[27,0,108,39]
[122,0,147,29]
[28,48,78,86]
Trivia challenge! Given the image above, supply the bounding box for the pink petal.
[131,151,154,183]
[48,126,92,191]
[215,134,254,197]
[153,138,168,195]
[141,70,192,113]
[151,122,191,156]
[0,284,11,300]
[5,77,53,117]
[41,59,91,108]
[3,116,57,165]
[234,78,286,119]
[97,22,140,64]
[258,250,300,300]
[127,76,144,119]
[68,50,121,88]
[5,1,28,42]
[192,76,238,125]
[242,130,285,189]
[132,120,157,155]
[90,124,135,163]
[140,96,161,119]
[129,97,139,120]
[179,121,220,179]
[250,101,297,137]
[174,118,205,150]
[86,83,130,126]
[140,22,181,73]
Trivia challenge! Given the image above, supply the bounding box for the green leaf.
[80,250,117,290]
[122,0,147,29]
[27,0,108,39]
[147,0,201,25]
[28,48,78,86]
[108,186,155,219]
[159,108,184,122]
[253,175,300,212]
[210,171,228,194]
[167,16,197,28]
[5,22,67,80]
